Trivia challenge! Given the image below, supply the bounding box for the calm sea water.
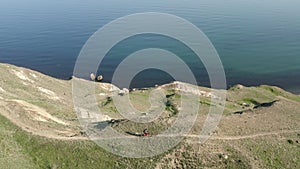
[0,0,300,93]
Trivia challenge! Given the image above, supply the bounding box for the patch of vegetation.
[227,85,277,106]
[165,89,181,99]
[261,86,282,95]
[102,97,112,106]
[199,100,214,106]
[261,85,300,102]
[228,85,243,91]
[241,98,260,105]
[0,116,35,168]
[99,97,119,116]
[165,100,178,116]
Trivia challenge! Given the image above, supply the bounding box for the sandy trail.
[186,129,300,141]
[32,129,300,141]
[0,97,299,142]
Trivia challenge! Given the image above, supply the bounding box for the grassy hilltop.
[0,63,299,169]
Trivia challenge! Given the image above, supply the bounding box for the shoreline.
[1,62,299,95]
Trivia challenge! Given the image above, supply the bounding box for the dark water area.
[0,0,300,93]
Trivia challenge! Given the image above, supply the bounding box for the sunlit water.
[0,0,300,93]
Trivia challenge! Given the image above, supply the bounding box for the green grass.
[261,85,300,102]
[165,100,178,116]
[199,99,214,106]
[0,114,164,169]
[102,97,112,106]
[0,117,35,168]
[241,98,260,105]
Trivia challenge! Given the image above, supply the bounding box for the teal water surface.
[0,0,299,93]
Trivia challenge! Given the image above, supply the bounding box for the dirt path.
[1,99,299,141]
[185,129,300,141]
[1,98,299,142]
[29,129,300,141]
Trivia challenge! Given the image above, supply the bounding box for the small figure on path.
[143,128,149,136]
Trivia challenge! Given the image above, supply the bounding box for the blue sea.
[0,0,300,93]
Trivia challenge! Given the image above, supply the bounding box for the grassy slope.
[240,134,300,169]
[1,63,300,168]
[0,114,34,169]
[0,114,165,169]
[0,113,253,169]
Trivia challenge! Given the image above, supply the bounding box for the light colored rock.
[118,90,125,96]
[122,88,129,94]
[90,73,96,81]
[118,88,129,96]
[97,75,103,81]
